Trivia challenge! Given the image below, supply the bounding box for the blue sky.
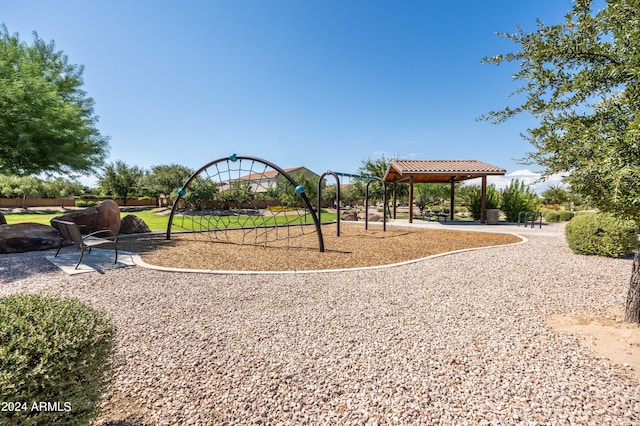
[3,1,581,191]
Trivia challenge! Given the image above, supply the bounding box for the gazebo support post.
[481,176,487,224]
[392,182,397,219]
[450,178,455,221]
[408,176,414,224]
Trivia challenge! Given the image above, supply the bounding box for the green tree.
[482,0,640,322]
[499,179,539,222]
[0,174,43,208]
[184,177,219,210]
[98,160,144,206]
[463,184,501,221]
[341,185,359,207]
[324,184,359,207]
[0,26,109,176]
[355,155,399,207]
[541,184,570,206]
[220,182,254,208]
[280,171,319,208]
[322,184,337,205]
[414,183,459,211]
[42,177,84,207]
[142,164,193,206]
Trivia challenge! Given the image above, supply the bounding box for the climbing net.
[166,155,324,251]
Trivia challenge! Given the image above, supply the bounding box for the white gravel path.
[1,228,639,425]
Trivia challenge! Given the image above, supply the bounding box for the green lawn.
[2,209,337,231]
[130,210,170,230]
[2,210,63,226]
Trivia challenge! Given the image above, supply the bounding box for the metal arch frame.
[317,171,341,237]
[365,177,387,231]
[166,154,325,252]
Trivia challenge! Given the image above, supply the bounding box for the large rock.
[0,223,61,253]
[0,212,6,225]
[342,211,359,221]
[120,214,151,234]
[52,199,121,235]
[368,213,384,222]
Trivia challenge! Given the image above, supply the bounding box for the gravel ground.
[1,228,639,425]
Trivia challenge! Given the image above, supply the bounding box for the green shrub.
[75,200,87,207]
[467,185,500,220]
[565,213,638,258]
[500,179,539,222]
[544,210,560,222]
[557,210,574,221]
[545,209,574,222]
[0,294,116,425]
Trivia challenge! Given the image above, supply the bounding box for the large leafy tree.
[355,155,401,205]
[0,174,43,208]
[42,177,84,207]
[279,171,319,208]
[483,0,640,322]
[141,164,193,206]
[99,160,144,206]
[0,25,109,176]
[541,184,570,205]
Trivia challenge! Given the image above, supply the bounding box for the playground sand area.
[119,223,522,271]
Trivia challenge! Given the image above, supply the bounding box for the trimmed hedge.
[565,213,638,258]
[0,294,116,425]
[544,209,574,222]
[558,210,574,221]
[74,200,98,208]
[544,210,560,222]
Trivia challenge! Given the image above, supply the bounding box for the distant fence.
[0,198,157,208]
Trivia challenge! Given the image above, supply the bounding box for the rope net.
[170,157,318,247]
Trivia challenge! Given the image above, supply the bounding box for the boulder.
[368,213,384,222]
[342,211,359,221]
[120,214,151,234]
[0,212,6,225]
[0,223,61,253]
[52,199,121,235]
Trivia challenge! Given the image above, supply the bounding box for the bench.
[52,219,119,269]
[422,209,449,222]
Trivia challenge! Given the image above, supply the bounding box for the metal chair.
[52,219,119,269]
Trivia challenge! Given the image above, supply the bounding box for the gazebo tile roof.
[384,159,506,183]
[390,160,505,174]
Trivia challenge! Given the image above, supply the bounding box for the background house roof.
[383,160,506,184]
[234,166,313,182]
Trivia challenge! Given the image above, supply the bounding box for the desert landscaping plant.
[557,210,574,222]
[0,294,116,425]
[565,213,638,258]
[544,210,561,223]
[499,179,539,223]
[466,184,500,221]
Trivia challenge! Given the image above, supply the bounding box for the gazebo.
[383,160,507,223]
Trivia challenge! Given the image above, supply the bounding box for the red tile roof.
[384,160,506,183]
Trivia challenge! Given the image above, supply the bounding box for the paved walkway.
[374,218,566,237]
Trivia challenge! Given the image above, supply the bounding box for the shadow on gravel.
[0,250,59,283]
